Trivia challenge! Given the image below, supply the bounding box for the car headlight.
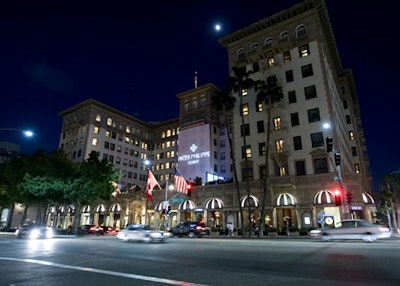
[30,229,41,239]
[46,228,53,238]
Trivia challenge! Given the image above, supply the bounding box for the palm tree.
[379,172,400,234]
[228,66,255,237]
[211,87,245,236]
[255,75,284,237]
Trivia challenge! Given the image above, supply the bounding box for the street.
[0,234,399,285]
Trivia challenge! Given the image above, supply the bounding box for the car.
[16,223,53,239]
[79,224,105,235]
[310,219,392,242]
[117,224,171,242]
[169,221,210,238]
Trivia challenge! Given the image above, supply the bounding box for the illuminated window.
[299,44,310,57]
[256,101,263,112]
[273,117,281,130]
[166,129,171,137]
[125,136,129,143]
[279,166,286,176]
[241,89,248,97]
[259,142,266,156]
[241,104,249,116]
[283,51,291,63]
[354,163,360,173]
[268,57,275,68]
[95,115,101,122]
[242,145,252,158]
[275,139,284,153]
[161,131,166,138]
[106,117,112,126]
[92,138,98,146]
[94,126,99,134]
[166,141,171,148]
[349,131,354,140]
[126,126,131,133]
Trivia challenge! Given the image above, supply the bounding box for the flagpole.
[165,178,169,231]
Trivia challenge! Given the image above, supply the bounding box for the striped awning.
[109,203,121,213]
[94,204,106,213]
[275,193,296,207]
[362,192,375,204]
[81,205,91,213]
[205,198,224,210]
[240,195,259,208]
[57,205,66,213]
[154,201,165,212]
[178,200,196,211]
[313,190,335,205]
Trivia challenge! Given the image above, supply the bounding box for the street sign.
[170,198,186,203]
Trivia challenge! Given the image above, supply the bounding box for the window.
[295,160,306,176]
[293,136,302,150]
[307,108,320,122]
[242,166,253,181]
[351,146,357,157]
[288,90,296,103]
[241,124,250,136]
[242,145,252,158]
[253,62,259,72]
[257,120,264,133]
[192,97,197,109]
[221,165,226,173]
[268,57,275,67]
[91,138,98,146]
[237,49,246,61]
[95,115,101,122]
[184,100,189,111]
[304,85,317,99]
[240,103,249,116]
[285,70,294,82]
[299,44,310,57]
[354,163,360,173]
[200,95,206,106]
[346,115,351,124]
[296,24,307,38]
[241,88,248,97]
[310,132,324,148]
[314,158,328,173]
[259,142,266,156]
[214,151,217,159]
[301,64,313,78]
[264,37,273,48]
[283,51,291,63]
[291,113,300,126]
[220,140,226,148]
[273,117,281,130]
[107,117,112,126]
[275,139,284,153]
[221,152,226,160]
[279,31,289,40]
[343,100,348,109]
[256,101,263,112]
[349,131,355,140]
[94,126,100,134]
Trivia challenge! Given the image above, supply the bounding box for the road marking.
[0,256,210,286]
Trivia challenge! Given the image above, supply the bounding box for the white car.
[310,219,391,242]
[117,224,171,243]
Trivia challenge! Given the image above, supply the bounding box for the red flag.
[146,170,160,201]
[174,167,188,194]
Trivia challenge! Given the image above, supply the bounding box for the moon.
[214,23,222,32]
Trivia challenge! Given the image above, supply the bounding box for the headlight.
[29,229,41,239]
[46,228,53,238]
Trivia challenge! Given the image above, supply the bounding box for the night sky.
[1,1,398,190]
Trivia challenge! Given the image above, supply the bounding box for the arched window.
[237,48,246,61]
[250,42,259,51]
[279,31,289,40]
[263,37,273,48]
[296,24,307,38]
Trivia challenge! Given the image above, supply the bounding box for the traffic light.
[162,206,166,214]
[334,190,342,206]
[345,192,353,205]
[187,184,192,197]
[335,153,341,166]
[167,206,171,214]
[326,138,333,152]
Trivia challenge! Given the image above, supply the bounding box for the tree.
[211,86,245,236]
[228,66,255,237]
[255,75,284,237]
[66,151,120,234]
[379,172,400,234]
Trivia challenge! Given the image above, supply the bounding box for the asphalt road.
[0,234,399,286]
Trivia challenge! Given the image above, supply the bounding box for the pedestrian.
[227,222,234,237]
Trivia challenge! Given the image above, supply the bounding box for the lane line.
[0,256,210,286]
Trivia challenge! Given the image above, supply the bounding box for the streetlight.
[0,128,34,138]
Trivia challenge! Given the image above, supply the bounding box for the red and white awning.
[313,190,335,205]
[275,193,296,207]
[205,198,224,210]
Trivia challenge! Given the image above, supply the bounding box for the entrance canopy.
[362,192,375,204]
[275,193,296,207]
[178,200,196,211]
[205,197,224,210]
[313,190,335,205]
[240,195,259,208]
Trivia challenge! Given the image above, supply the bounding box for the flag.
[146,170,160,201]
[174,167,188,194]
[111,181,121,198]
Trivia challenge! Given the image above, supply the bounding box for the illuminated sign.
[178,124,211,182]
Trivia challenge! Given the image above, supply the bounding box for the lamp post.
[0,128,34,138]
